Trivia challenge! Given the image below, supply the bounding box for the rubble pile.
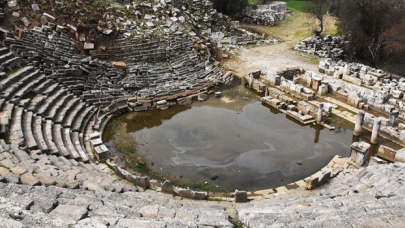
[235,2,287,26]
[317,59,405,115]
[294,35,347,60]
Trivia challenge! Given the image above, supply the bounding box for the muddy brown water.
[104,99,399,192]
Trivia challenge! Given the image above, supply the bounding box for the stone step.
[36,89,67,116]
[45,93,73,120]
[32,115,49,152]
[8,106,24,145]
[62,102,86,128]
[22,111,37,150]
[53,98,79,124]
[43,120,59,155]
[62,128,80,160]
[52,124,70,157]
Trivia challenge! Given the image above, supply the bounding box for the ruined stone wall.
[235,2,287,26]
[294,35,347,61]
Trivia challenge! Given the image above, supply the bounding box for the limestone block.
[177,96,193,106]
[377,145,397,161]
[235,190,248,203]
[179,189,195,199]
[20,173,40,186]
[50,205,88,221]
[135,176,150,189]
[318,171,331,186]
[21,17,31,27]
[84,42,95,50]
[112,61,127,69]
[198,92,208,101]
[305,177,319,190]
[369,156,388,165]
[318,85,327,96]
[194,191,207,200]
[395,152,405,163]
[161,180,178,196]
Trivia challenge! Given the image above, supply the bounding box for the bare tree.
[306,0,328,37]
[330,0,405,69]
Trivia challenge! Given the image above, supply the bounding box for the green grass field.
[248,1,314,12]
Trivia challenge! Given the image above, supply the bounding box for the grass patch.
[104,162,116,171]
[5,68,19,76]
[207,197,226,202]
[284,1,314,12]
[0,134,11,144]
[248,0,313,12]
[21,91,37,100]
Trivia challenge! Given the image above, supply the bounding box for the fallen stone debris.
[235,2,287,26]
[294,35,347,60]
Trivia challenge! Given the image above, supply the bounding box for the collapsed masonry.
[235,2,287,26]
[294,35,347,61]
[318,59,405,116]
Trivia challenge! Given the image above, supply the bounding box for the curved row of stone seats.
[0,45,23,71]
[0,66,35,101]
[4,27,78,68]
[94,36,170,62]
[0,182,233,228]
[0,66,41,136]
[0,44,97,163]
[33,115,49,152]
[0,140,137,193]
[17,79,92,162]
[8,105,24,145]
[237,163,405,227]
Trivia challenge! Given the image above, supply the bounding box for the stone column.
[265,87,269,97]
[318,85,327,96]
[344,64,351,77]
[274,75,281,86]
[353,110,365,136]
[317,103,324,123]
[390,110,399,127]
[370,117,382,144]
[249,74,254,89]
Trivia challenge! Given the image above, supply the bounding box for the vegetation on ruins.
[329,0,405,74]
[305,0,327,37]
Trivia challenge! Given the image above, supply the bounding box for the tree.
[329,0,405,68]
[306,0,328,37]
[381,19,405,63]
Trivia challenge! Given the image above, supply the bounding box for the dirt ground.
[224,10,338,77]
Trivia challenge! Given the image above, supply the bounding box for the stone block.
[49,205,88,221]
[394,152,405,163]
[198,93,208,101]
[351,142,370,166]
[179,189,195,199]
[377,145,397,162]
[369,156,388,165]
[318,171,331,186]
[305,177,319,190]
[161,180,178,196]
[235,190,248,203]
[84,42,95,50]
[194,191,207,200]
